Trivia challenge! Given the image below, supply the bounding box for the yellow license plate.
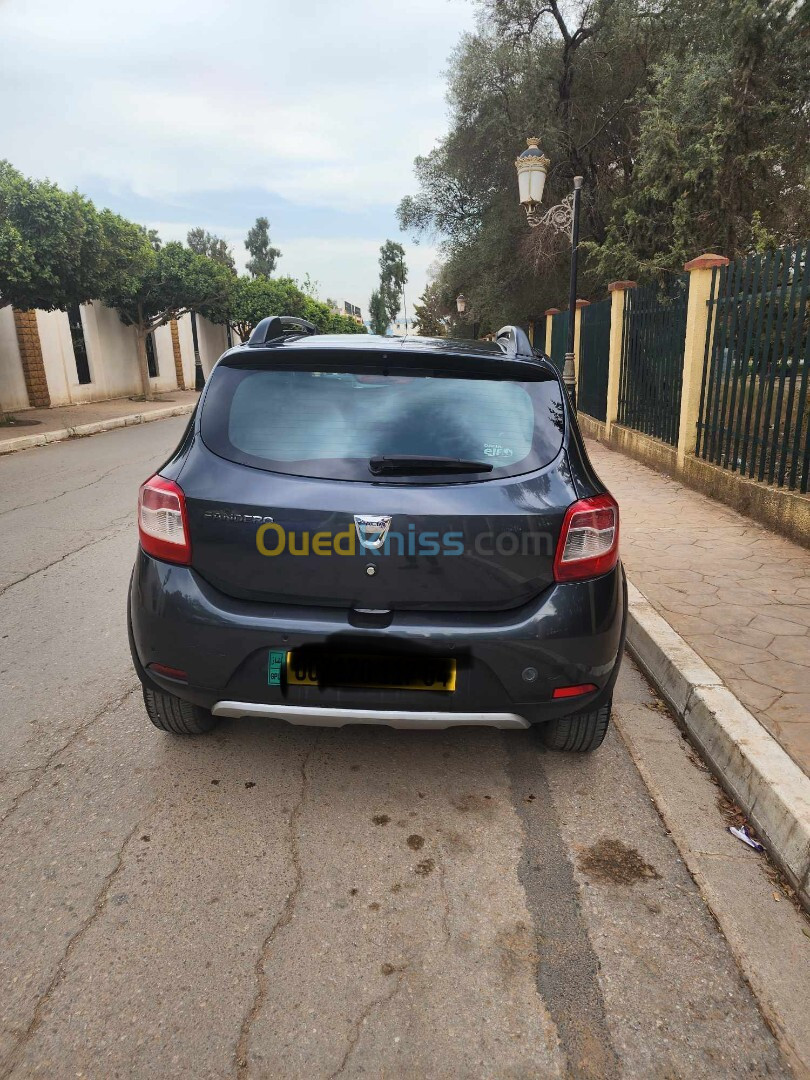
[286,651,456,692]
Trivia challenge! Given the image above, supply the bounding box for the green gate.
[618,277,688,445]
[578,299,611,421]
[697,244,810,492]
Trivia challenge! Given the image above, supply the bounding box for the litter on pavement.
[728,825,764,852]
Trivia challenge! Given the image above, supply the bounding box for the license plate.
[282,650,456,692]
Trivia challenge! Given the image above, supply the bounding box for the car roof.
[220,332,557,379]
[276,333,504,356]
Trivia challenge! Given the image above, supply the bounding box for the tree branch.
[547,0,572,44]
[576,94,638,154]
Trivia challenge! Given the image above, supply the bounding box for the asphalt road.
[0,419,795,1078]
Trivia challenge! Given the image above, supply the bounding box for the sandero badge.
[128,315,626,749]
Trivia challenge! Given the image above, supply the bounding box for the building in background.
[344,301,363,324]
[330,300,363,325]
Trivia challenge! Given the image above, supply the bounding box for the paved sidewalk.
[0,390,200,444]
[587,440,810,779]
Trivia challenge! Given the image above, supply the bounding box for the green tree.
[186,227,236,271]
[412,281,449,337]
[368,288,389,335]
[0,161,147,419]
[378,240,408,325]
[398,0,809,316]
[101,239,234,400]
[397,1,652,320]
[585,0,810,281]
[223,275,366,340]
[0,160,142,313]
[225,276,301,340]
[245,217,281,278]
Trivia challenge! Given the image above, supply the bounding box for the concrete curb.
[625,580,810,910]
[0,403,196,456]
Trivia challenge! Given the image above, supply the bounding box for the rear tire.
[540,701,611,752]
[143,686,218,735]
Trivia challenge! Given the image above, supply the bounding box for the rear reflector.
[138,474,191,565]
[553,493,619,582]
[148,662,188,682]
[552,683,598,699]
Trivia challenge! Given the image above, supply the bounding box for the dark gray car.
[128,317,626,751]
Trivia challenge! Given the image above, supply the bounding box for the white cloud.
[0,0,462,313]
[0,0,466,209]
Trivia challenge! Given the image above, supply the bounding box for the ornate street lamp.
[515,138,583,405]
[455,293,478,339]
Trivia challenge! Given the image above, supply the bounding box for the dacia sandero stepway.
[128,316,626,751]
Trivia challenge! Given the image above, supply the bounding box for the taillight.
[553,493,619,582]
[148,662,188,682]
[138,475,191,565]
[553,683,597,699]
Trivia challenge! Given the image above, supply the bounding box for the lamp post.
[455,293,478,340]
[515,138,582,406]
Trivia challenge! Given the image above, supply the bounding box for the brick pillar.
[573,299,590,392]
[677,254,730,467]
[12,310,51,408]
[605,282,637,438]
[543,308,560,356]
[170,319,186,391]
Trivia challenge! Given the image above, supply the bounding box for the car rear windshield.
[200,363,565,482]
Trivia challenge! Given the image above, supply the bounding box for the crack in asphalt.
[327,971,407,1080]
[232,732,320,1078]
[0,684,138,831]
[0,458,143,518]
[328,972,408,1080]
[0,812,149,1077]
[0,515,133,597]
[437,857,452,945]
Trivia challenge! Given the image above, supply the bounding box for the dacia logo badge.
[354,514,392,550]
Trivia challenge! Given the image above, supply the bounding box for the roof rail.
[494,324,535,358]
[248,315,318,346]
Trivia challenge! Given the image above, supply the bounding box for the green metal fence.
[549,310,569,373]
[618,277,688,445]
[697,245,809,493]
[531,315,546,352]
[578,299,611,421]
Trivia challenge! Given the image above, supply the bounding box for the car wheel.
[540,701,611,752]
[142,686,218,735]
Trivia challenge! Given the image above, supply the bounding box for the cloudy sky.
[1,0,472,319]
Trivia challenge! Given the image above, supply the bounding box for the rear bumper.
[128,551,627,726]
[211,702,530,729]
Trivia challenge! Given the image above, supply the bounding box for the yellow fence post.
[604,282,635,439]
[573,299,589,398]
[677,253,730,468]
[12,309,51,408]
[170,318,186,391]
[543,308,559,356]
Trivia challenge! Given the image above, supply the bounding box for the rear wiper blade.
[369,455,493,475]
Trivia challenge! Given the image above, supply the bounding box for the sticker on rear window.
[483,443,514,458]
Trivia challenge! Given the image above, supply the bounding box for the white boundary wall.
[0,303,230,409]
[0,308,29,411]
